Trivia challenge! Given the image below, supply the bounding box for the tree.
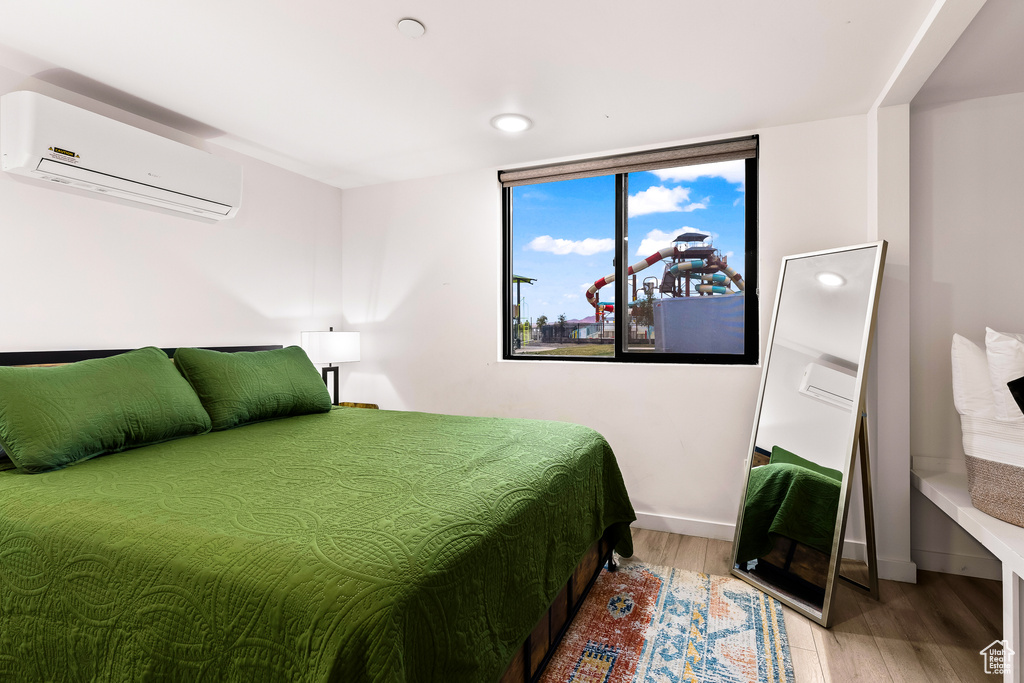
[536,314,548,329]
[556,314,567,338]
[633,292,655,327]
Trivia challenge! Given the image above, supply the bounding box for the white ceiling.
[913,0,1024,107]
[0,0,946,189]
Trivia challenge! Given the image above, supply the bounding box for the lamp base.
[321,365,340,405]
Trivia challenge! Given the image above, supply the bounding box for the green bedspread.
[0,407,635,682]
[735,463,840,564]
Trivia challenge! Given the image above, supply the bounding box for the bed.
[0,346,635,682]
[735,446,841,591]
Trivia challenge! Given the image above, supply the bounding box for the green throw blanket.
[0,407,635,682]
[736,462,840,564]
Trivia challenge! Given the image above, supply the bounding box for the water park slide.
[585,245,745,310]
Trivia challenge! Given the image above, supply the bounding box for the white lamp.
[300,328,360,404]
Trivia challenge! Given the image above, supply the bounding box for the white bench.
[912,469,1024,683]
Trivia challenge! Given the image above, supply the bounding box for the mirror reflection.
[732,243,884,623]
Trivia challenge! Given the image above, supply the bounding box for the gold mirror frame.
[730,240,887,627]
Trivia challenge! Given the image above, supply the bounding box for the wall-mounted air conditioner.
[799,362,856,411]
[0,91,242,220]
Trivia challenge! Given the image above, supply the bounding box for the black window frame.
[501,137,758,364]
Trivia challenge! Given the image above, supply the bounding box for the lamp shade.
[300,331,360,364]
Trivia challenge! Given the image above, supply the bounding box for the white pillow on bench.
[986,327,1024,421]
[951,333,996,417]
[952,331,1024,526]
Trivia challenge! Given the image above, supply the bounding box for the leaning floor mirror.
[731,241,887,627]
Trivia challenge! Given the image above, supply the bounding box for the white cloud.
[628,186,692,217]
[628,186,709,217]
[634,229,678,257]
[650,160,746,188]
[520,190,551,200]
[525,235,614,256]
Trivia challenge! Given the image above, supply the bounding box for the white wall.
[909,90,1024,578]
[339,115,873,543]
[0,66,345,352]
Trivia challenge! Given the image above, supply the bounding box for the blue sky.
[511,160,747,322]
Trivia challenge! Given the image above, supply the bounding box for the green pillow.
[0,347,212,473]
[173,346,331,430]
[769,445,843,482]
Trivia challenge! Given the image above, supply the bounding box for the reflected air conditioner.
[799,362,856,411]
[1,91,241,220]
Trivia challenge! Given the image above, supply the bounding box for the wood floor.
[629,528,1002,683]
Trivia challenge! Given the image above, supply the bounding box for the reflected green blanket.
[0,407,635,682]
[736,463,840,563]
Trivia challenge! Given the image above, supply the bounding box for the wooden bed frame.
[0,345,282,366]
[501,532,616,683]
[0,345,620,682]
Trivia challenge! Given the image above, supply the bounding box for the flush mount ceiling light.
[816,271,846,287]
[490,113,533,133]
[397,18,425,38]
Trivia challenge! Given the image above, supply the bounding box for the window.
[501,136,758,364]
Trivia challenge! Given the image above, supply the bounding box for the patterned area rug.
[539,561,793,683]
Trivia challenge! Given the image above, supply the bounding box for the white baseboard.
[632,511,735,541]
[877,557,920,583]
[633,511,920,583]
[912,548,1002,581]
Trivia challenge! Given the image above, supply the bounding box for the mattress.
[735,462,841,564]
[0,407,635,682]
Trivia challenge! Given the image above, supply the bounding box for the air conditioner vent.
[1,91,241,220]
[799,362,856,411]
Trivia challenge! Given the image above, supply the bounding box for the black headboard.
[0,346,283,366]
